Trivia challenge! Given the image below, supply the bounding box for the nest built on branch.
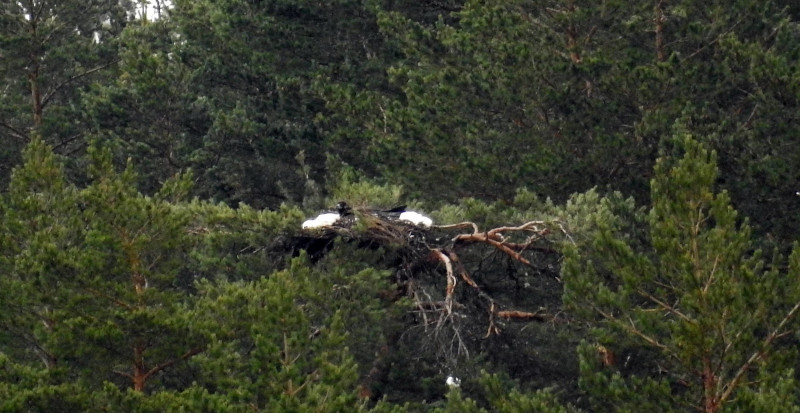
[298,203,564,348]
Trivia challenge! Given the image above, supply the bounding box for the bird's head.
[336,201,352,215]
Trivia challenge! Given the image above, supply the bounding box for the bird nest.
[295,206,571,396]
[298,210,563,333]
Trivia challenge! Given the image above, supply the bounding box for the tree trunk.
[566,1,582,64]
[702,356,720,413]
[28,68,43,128]
[133,343,146,392]
[654,0,666,62]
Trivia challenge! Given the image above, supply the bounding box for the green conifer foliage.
[0,137,94,410]
[0,139,204,396]
[80,19,198,196]
[162,0,396,208]
[321,0,655,204]
[427,371,578,413]
[0,136,79,369]
[563,134,800,412]
[187,256,375,411]
[0,0,130,185]
[63,145,201,392]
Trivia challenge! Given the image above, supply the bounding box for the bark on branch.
[142,347,203,384]
[451,221,553,266]
[430,246,553,337]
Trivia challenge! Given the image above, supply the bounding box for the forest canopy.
[2,1,800,411]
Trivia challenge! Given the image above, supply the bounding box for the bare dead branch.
[454,233,534,266]
[432,249,456,317]
[487,221,548,234]
[449,221,553,266]
[557,222,576,245]
[681,18,743,63]
[435,221,479,233]
[51,133,83,152]
[413,301,464,311]
[495,310,550,321]
[113,370,133,379]
[499,241,559,254]
[591,303,672,353]
[445,249,478,288]
[83,287,134,310]
[485,302,501,338]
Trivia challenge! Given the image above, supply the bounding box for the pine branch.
[495,310,549,321]
[456,234,533,265]
[0,121,28,142]
[40,60,120,109]
[83,287,134,310]
[592,304,671,352]
[113,370,133,379]
[717,301,800,405]
[636,289,695,324]
[681,18,743,63]
[141,347,203,382]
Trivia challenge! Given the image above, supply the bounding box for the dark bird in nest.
[340,201,433,227]
[337,201,408,220]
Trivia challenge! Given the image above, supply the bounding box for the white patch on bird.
[445,375,461,388]
[301,212,341,229]
[314,213,340,226]
[399,211,433,227]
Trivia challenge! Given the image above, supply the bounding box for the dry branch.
[450,221,553,266]
[485,302,501,337]
[445,248,478,288]
[495,310,549,321]
[428,246,553,338]
[435,221,479,233]
[432,249,456,316]
[457,234,534,265]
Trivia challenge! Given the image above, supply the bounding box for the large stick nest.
[294,211,564,347]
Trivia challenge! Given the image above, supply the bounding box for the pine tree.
[187,256,379,411]
[321,0,654,204]
[0,138,204,397]
[0,0,131,185]
[563,133,800,412]
[0,136,79,370]
[80,19,196,196]
[63,144,201,392]
[158,0,399,208]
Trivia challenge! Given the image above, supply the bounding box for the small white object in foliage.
[445,375,461,388]
[301,212,341,229]
[399,211,433,228]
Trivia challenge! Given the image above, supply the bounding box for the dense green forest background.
[2,0,800,411]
